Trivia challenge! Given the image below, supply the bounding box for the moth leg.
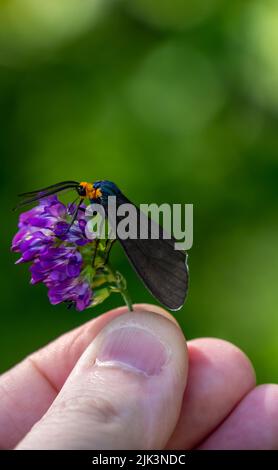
[104,238,116,264]
[92,239,100,268]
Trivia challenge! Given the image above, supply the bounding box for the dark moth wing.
[104,192,189,311]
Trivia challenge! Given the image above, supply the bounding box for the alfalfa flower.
[12,195,131,312]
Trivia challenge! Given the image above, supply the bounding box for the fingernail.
[96,326,168,376]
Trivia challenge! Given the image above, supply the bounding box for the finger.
[17,310,188,450]
[166,338,256,449]
[0,304,163,449]
[199,384,278,449]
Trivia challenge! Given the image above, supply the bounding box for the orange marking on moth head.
[79,182,102,199]
[92,184,102,199]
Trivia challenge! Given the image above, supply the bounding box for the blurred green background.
[1,0,278,384]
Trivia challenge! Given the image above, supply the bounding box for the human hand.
[1,305,277,450]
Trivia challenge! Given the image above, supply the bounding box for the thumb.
[17,309,188,450]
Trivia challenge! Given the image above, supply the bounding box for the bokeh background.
[1,0,278,384]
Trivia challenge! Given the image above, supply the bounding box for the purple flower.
[30,246,83,284]
[12,195,94,311]
[48,278,92,312]
[15,231,54,264]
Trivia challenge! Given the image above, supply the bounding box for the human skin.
[0,304,277,450]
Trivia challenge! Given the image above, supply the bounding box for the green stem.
[105,263,133,312]
[121,288,133,312]
[82,238,133,312]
